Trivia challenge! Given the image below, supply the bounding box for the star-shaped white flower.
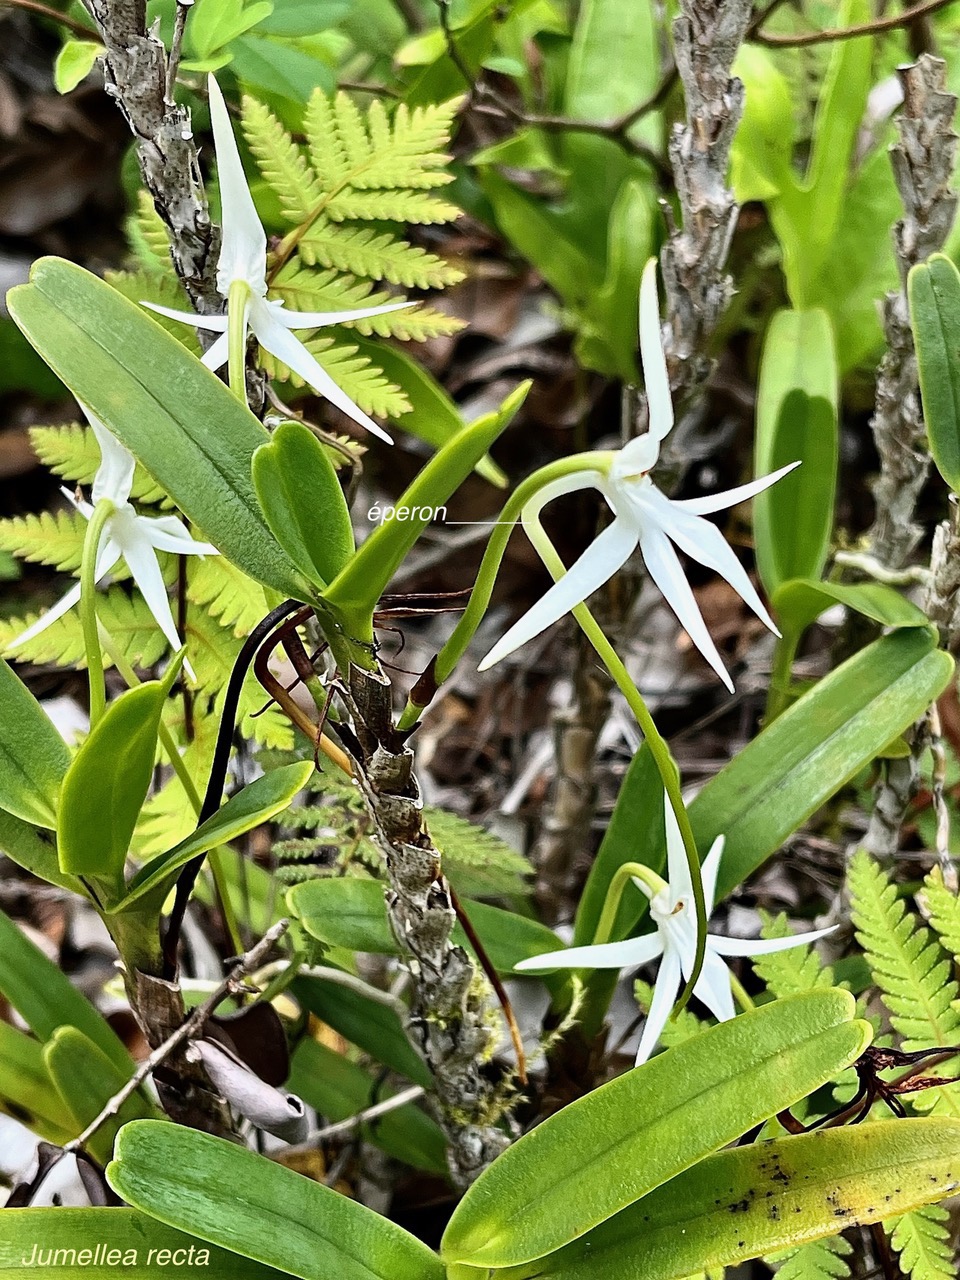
[515,794,835,1065]
[8,412,217,673]
[479,259,798,690]
[142,75,411,443]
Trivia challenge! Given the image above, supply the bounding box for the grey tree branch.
[659,0,753,397]
[869,55,959,573]
[341,664,513,1187]
[87,0,221,314]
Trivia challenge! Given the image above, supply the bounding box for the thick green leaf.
[6,258,311,599]
[0,1019,73,1144]
[350,336,507,487]
[0,806,77,893]
[58,680,167,884]
[0,1209,287,1277]
[44,1026,160,1165]
[441,990,870,1268]
[693,628,953,902]
[324,381,529,622]
[755,309,838,596]
[0,658,70,828]
[108,1121,445,1280]
[0,904,133,1074]
[495,1120,960,1280]
[252,421,354,587]
[53,38,103,93]
[910,252,960,491]
[773,578,930,636]
[118,761,314,909]
[293,972,431,1086]
[729,46,794,202]
[288,1036,446,1174]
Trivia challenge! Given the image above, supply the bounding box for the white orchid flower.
[515,794,835,1065]
[9,412,217,674]
[142,75,410,443]
[479,259,798,690]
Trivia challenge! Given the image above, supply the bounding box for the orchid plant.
[516,794,835,1064]
[143,76,410,440]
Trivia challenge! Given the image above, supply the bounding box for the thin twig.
[277,1084,426,1158]
[754,0,957,46]
[0,0,96,37]
[65,921,289,1155]
[165,0,192,105]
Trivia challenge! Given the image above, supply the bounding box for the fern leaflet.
[922,866,960,963]
[0,509,88,574]
[0,588,169,670]
[753,911,836,998]
[767,1234,852,1279]
[29,425,167,503]
[888,1206,955,1280]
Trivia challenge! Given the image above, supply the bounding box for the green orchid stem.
[97,625,244,960]
[526,520,708,1018]
[227,279,251,403]
[80,499,114,729]
[591,863,661,947]
[396,453,611,732]
[729,971,756,1014]
[765,625,801,724]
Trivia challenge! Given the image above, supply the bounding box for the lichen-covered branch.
[87,0,221,313]
[341,665,512,1187]
[659,0,753,396]
[868,55,958,571]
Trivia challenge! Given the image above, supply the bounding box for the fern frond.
[261,336,411,419]
[848,851,960,1116]
[126,191,173,272]
[326,191,460,224]
[426,808,531,898]
[106,270,202,359]
[269,266,464,341]
[0,588,168,670]
[297,222,462,288]
[0,509,87,573]
[242,96,321,222]
[29,425,169,504]
[351,306,465,342]
[888,1206,955,1280]
[633,979,706,1048]
[187,557,269,639]
[768,1234,852,1279]
[922,866,960,963]
[753,911,836,998]
[186,609,293,750]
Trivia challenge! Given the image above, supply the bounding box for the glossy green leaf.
[252,421,354,588]
[0,904,132,1074]
[755,309,838,596]
[441,990,870,1268]
[495,1120,960,1280]
[293,972,431,1086]
[6,258,312,600]
[44,1026,160,1165]
[0,1210,286,1277]
[118,761,314,909]
[108,1121,445,1280]
[57,680,168,884]
[729,46,794,202]
[324,381,529,623]
[0,1019,73,1145]
[693,628,953,902]
[910,252,960,492]
[773,578,929,636]
[0,658,70,828]
[288,1036,446,1174]
[0,807,78,892]
[53,39,103,93]
[350,336,507,487]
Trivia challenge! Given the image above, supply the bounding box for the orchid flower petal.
[700,835,725,917]
[635,948,681,1065]
[140,514,219,558]
[87,416,136,506]
[120,535,188,661]
[638,522,734,692]
[251,300,393,443]
[692,949,737,1022]
[200,331,231,372]
[140,302,230,334]
[638,257,673,449]
[709,924,837,958]
[662,791,691,898]
[279,300,414,327]
[479,514,637,671]
[515,933,663,974]
[8,581,84,649]
[651,493,778,634]
[672,461,801,516]
[207,74,267,291]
